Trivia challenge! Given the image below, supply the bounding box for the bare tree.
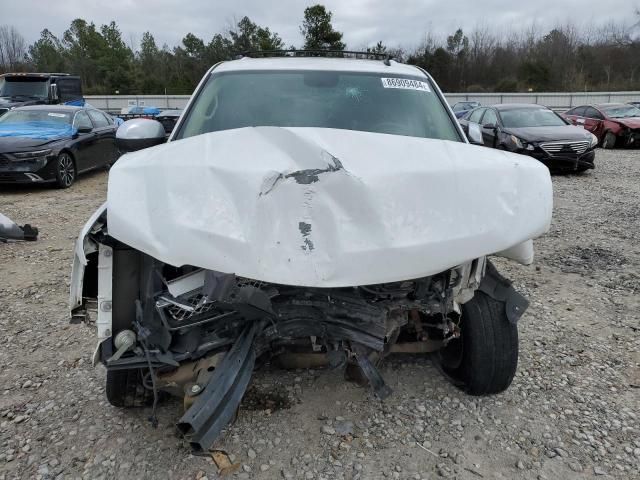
[0,25,27,72]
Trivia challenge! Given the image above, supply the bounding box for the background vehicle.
[0,73,83,117]
[71,53,552,451]
[0,105,119,187]
[451,101,481,118]
[119,105,161,116]
[628,101,640,109]
[562,103,640,148]
[155,109,183,134]
[459,103,598,172]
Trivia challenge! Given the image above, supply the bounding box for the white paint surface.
[104,126,553,287]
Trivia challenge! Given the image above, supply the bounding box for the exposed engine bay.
[71,213,528,452]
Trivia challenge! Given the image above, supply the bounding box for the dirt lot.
[1,149,639,480]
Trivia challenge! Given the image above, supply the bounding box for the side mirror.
[467,123,484,145]
[116,118,166,152]
[77,126,93,134]
[49,84,58,101]
[482,123,498,131]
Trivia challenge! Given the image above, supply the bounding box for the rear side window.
[73,111,92,130]
[481,109,498,126]
[469,108,484,123]
[87,110,110,128]
[567,106,586,116]
[584,107,603,120]
[56,78,82,101]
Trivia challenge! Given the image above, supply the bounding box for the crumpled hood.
[107,127,553,287]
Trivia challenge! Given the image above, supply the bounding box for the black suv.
[0,73,83,117]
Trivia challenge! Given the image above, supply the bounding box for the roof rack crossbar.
[234,49,394,65]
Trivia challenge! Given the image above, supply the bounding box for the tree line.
[1,5,639,94]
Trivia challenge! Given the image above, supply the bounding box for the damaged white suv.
[70,53,552,451]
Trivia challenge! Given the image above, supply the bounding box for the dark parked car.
[156,109,183,134]
[0,105,119,188]
[562,103,640,148]
[459,103,598,172]
[451,101,481,118]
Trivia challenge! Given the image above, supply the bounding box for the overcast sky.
[5,0,638,50]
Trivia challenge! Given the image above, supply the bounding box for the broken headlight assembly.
[510,135,534,151]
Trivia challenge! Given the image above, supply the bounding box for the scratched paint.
[105,126,552,287]
[298,221,314,251]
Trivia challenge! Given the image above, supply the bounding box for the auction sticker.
[48,113,67,118]
[381,77,431,92]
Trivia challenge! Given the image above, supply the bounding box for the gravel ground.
[1,149,639,480]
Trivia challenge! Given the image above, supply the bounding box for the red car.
[562,103,640,149]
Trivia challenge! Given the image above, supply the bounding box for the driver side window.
[469,108,484,123]
[73,111,92,130]
[584,107,603,120]
[481,109,498,126]
[569,106,586,117]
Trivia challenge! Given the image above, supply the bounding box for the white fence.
[86,91,640,113]
[85,95,190,112]
[444,91,640,109]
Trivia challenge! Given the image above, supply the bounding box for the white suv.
[70,53,552,451]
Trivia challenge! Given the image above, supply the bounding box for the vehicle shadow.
[0,169,106,196]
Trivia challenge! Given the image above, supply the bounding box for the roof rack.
[235,50,394,66]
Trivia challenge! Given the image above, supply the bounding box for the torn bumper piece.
[175,288,393,451]
[177,321,262,451]
[0,213,38,242]
[176,312,392,451]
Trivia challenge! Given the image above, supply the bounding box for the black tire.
[601,132,616,149]
[55,152,76,188]
[439,291,518,395]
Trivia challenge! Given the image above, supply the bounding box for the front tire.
[55,152,76,188]
[439,291,518,395]
[601,132,616,149]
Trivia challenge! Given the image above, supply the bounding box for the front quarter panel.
[69,203,107,318]
[604,120,623,136]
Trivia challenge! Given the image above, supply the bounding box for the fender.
[478,261,529,324]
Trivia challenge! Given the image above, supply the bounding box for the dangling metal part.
[177,320,264,451]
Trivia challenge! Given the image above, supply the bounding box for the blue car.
[452,101,481,118]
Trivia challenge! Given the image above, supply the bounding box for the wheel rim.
[58,154,75,186]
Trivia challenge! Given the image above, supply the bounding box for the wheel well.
[59,149,76,166]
